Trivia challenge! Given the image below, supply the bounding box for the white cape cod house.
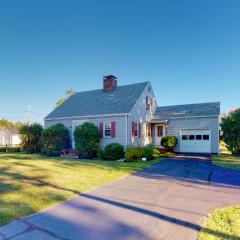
[0,127,22,146]
[45,75,220,154]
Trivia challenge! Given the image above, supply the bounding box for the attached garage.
[180,129,211,153]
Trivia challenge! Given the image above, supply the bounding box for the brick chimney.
[103,75,117,92]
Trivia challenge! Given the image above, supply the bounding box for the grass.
[0,153,162,226]
[212,154,240,170]
[199,205,240,240]
[212,141,240,170]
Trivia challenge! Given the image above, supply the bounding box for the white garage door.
[180,129,211,153]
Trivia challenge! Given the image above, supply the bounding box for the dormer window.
[146,96,149,110]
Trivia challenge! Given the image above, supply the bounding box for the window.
[146,124,151,137]
[196,135,202,140]
[134,123,138,137]
[189,135,195,140]
[146,96,149,110]
[157,126,163,137]
[182,135,188,140]
[150,98,153,112]
[104,123,111,137]
[203,135,209,140]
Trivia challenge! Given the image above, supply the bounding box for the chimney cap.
[103,75,117,80]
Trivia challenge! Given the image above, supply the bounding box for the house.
[0,127,22,146]
[45,75,220,154]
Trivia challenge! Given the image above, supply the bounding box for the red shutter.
[150,98,153,111]
[99,122,103,138]
[138,123,141,138]
[146,96,149,110]
[111,122,116,138]
[132,121,135,138]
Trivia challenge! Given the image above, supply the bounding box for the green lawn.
[212,154,240,170]
[0,153,161,226]
[212,141,240,170]
[199,205,240,240]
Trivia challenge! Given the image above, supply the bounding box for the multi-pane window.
[182,134,210,141]
[203,135,209,140]
[196,135,202,140]
[182,135,188,140]
[146,124,151,137]
[104,123,111,137]
[134,123,138,137]
[189,135,195,140]
[157,126,163,137]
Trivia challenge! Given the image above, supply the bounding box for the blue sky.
[0,0,239,124]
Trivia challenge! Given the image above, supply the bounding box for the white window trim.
[134,122,138,137]
[104,122,112,138]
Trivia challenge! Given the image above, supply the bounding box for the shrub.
[221,109,240,154]
[125,147,144,161]
[19,123,43,153]
[151,148,160,158]
[161,136,177,152]
[159,152,175,158]
[0,146,22,153]
[142,146,154,160]
[97,146,104,160]
[104,143,124,160]
[41,124,69,156]
[74,122,100,159]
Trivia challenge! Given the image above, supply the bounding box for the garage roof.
[154,102,220,120]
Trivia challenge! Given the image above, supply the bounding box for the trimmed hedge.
[19,123,43,153]
[125,147,143,161]
[142,146,154,160]
[161,136,177,152]
[125,145,154,161]
[74,122,100,159]
[104,143,124,160]
[41,124,69,156]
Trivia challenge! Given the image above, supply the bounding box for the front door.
[155,125,165,147]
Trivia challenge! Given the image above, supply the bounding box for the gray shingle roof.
[45,82,149,119]
[154,102,220,120]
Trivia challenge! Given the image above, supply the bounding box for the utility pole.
[28,105,31,126]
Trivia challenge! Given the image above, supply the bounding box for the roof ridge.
[73,81,149,95]
[158,101,220,109]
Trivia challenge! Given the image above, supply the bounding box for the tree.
[74,123,100,159]
[0,119,14,127]
[221,109,240,154]
[41,124,69,156]
[19,123,43,153]
[55,88,75,108]
[14,121,25,129]
[0,119,25,129]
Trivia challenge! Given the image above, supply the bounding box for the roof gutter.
[152,115,219,120]
[45,113,130,121]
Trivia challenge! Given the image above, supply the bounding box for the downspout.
[125,114,128,148]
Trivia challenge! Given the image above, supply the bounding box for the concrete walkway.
[1,156,240,240]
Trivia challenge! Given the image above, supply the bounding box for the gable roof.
[0,127,19,135]
[154,102,220,120]
[45,82,149,120]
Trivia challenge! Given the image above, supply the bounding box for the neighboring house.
[0,127,22,146]
[45,75,220,154]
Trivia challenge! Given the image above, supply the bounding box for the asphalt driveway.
[1,156,240,240]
